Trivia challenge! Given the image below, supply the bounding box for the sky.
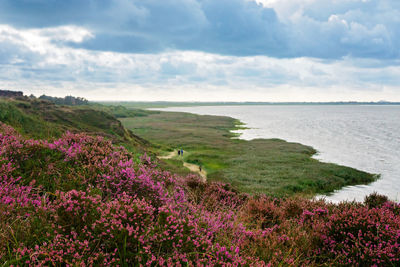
[0,0,399,101]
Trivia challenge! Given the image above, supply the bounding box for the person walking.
[180,149,183,156]
[178,149,180,156]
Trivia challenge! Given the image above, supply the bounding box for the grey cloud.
[0,0,286,56]
[2,0,400,59]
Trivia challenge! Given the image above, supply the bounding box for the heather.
[1,122,400,266]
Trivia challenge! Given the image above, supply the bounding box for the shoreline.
[121,108,376,197]
[148,106,383,203]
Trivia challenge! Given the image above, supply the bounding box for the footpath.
[158,150,207,182]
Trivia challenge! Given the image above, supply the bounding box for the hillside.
[0,97,148,151]
[1,123,399,266]
[0,96,377,197]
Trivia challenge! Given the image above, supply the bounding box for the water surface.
[156,105,400,202]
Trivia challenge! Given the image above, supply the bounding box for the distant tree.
[0,90,23,98]
[39,94,89,106]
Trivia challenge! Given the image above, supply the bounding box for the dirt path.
[183,162,207,182]
[157,150,177,159]
[157,150,207,182]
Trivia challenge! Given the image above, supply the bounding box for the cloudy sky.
[0,0,399,101]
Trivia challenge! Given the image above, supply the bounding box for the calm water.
[157,105,400,202]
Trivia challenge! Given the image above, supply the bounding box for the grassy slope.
[120,111,377,197]
[0,97,377,197]
[0,97,148,152]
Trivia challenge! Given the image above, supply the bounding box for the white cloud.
[252,0,400,58]
[35,26,94,43]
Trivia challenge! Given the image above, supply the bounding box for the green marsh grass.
[120,110,377,197]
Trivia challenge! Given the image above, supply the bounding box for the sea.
[155,105,400,203]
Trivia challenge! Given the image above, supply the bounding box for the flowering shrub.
[1,122,400,266]
[315,203,400,266]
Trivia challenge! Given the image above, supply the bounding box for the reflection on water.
[156,105,400,203]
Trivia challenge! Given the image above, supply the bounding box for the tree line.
[38,94,89,106]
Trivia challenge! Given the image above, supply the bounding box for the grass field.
[120,110,377,197]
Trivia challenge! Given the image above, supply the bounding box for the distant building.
[0,90,23,98]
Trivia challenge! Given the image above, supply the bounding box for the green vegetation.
[38,94,89,105]
[0,97,147,151]
[0,96,377,197]
[2,124,398,266]
[120,110,377,197]
[1,95,397,265]
[89,103,159,118]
